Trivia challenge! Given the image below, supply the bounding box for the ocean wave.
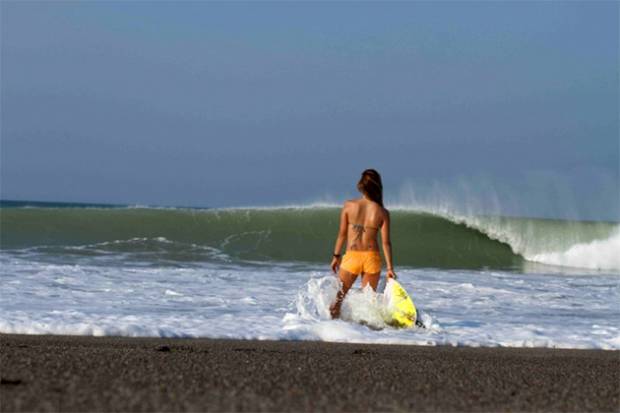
[1,203,618,272]
[526,230,620,271]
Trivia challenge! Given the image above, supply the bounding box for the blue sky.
[1,1,618,220]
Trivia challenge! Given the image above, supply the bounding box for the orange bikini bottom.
[340,250,382,274]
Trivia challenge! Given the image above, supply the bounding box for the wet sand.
[1,334,618,412]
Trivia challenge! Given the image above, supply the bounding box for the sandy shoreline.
[1,334,618,412]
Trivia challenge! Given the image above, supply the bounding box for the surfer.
[330,169,396,319]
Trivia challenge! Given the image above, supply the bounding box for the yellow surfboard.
[383,279,417,328]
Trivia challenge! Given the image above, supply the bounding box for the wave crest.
[1,204,617,272]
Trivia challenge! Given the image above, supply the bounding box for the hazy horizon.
[2,1,618,221]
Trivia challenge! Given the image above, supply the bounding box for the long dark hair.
[357,169,384,207]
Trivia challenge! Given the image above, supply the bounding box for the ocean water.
[1,200,619,349]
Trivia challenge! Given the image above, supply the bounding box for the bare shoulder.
[343,199,359,210]
[380,206,390,224]
[341,199,354,216]
[368,201,387,215]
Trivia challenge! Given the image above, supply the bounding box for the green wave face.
[1,206,617,271]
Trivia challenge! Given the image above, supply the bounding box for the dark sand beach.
[1,334,618,412]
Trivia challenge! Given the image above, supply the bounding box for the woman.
[329,169,396,319]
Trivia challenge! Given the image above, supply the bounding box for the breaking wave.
[1,202,618,271]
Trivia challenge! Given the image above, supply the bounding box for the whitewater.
[1,201,619,349]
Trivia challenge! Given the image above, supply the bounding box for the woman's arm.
[330,203,348,273]
[381,209,396,279]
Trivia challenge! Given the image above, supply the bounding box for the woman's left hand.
[330,256,341,273]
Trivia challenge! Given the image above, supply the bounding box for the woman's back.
[344,199,385,251]
[329,169,395,318]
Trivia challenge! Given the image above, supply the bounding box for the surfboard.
[383,279,417,328]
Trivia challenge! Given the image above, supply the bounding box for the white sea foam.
[1,251,618,349]
[527,230,620,271]
[461,218,620,272]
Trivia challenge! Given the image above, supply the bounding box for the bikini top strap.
[349,222,379,231]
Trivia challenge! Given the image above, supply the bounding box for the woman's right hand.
[330,256,341,273]
[386,268,397,279]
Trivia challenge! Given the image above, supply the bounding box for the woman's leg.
[330,268,357,319]
[361,272,380,291]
